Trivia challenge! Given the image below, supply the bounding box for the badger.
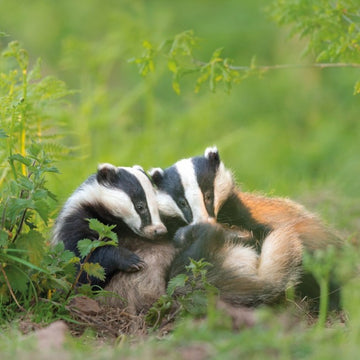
[53,163,175,313]
[149,147,342,307]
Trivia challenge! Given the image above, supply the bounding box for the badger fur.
[170,222,301,306]
[150,147,342,307]
[53,163,169,288]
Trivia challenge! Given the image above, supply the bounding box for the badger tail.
[212,227,303,306]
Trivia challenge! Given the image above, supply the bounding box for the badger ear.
[204,146,220,166]
[97,163,118,184]
[149,167,164,186]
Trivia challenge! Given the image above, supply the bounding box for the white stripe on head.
[125,166,164,227]
[156,191,186,222]
[56,180,141,235]
[213,161,234,217]
[175,158,209,223]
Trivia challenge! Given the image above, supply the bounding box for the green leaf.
[15,230,45,266]
[77,238,117,259]
[9,154,32,167]
[34,199,50,224]
[1,265,29,295]
[7,198,34,221]
[6,254,50,274]
[167,273,188,296]
[17,175,34,191]
[82,262,105,281]
[77,239,95,258]
[87,218,118,242]
[0,230,8,246]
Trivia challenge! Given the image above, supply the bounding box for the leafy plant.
[131,1,360,94]
[65,218,119,300]
[302,246,337,328]
[146,258,218,328]
[0,40,73,311]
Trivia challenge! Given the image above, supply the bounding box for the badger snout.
[142,223,168,240]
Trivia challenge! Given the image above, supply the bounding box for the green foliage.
[0,40,73,313]
[303,246,337,328]
[64,219,119,299]
[270,0,360,63]
[130,2,360,94]
[146,259,218,328]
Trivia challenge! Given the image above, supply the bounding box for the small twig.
[0,264,26,311]
[194,59,360,71]
[10,160,36,244]
[65,252,93,301]
[11,208,28,244]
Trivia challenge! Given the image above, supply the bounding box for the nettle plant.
[0,40,78,312]
[131,0,360,94]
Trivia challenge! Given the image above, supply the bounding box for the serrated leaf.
[9,153,32,167]
[87,218,118,242]
[180,289,208,316]
[17,175,34,191]
[167,273,188,296]
[60,249,77,263]
[34,199,50,224]
[77,239,94,258]
[7,198,34,221]
[82,262,105,281]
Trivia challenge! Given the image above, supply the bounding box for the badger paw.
[120,253,146,273]
[125,259,146,272]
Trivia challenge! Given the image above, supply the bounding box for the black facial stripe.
[161,166,193,223]
[99,168,152,227]
[192,156,217,217]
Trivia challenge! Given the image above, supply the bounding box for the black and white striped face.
[150,147,234,224]
[56,164,167,241]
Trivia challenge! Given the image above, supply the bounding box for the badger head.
[149,146,234,225]
[94,163,167,240]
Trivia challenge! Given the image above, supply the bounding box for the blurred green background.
[1,0,359,235]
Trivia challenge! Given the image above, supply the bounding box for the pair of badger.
[53,147,341,313]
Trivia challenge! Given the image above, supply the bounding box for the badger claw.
[125,259,146,272]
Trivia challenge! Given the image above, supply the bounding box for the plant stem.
[317,277,329,329]
[65,252,93,301]
[11,208,28,244]
[195,59,360,71]
[0,264,26,311]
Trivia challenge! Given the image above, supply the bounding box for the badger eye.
[178,198,187,208]
[136,202,146,213]
[204,191,213,204]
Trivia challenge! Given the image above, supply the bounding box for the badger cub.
[53,163,167,287]
[150,147,341,307]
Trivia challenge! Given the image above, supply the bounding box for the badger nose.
[154,224,167,236]
[207,217,216,224]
